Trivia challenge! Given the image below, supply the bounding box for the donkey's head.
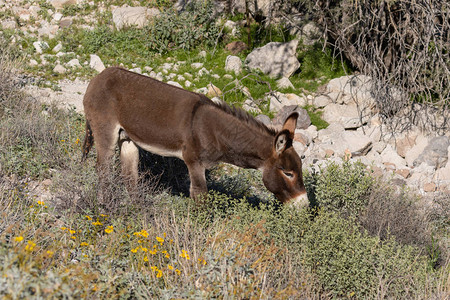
[262,112,309,207]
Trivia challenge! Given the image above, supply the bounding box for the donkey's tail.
[81,119,94,162]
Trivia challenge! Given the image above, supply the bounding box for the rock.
[29,59,38,66]
[53,64,66,74]
[267,92,304,112]
[191,62,203,69]
[198,68,210,77]
[405,134,429,166]
[66,58,81,68]
[423,182,437,192]
[313,95,332,108]
[396,168,411,179]
[255,114,271,126]
[89,54,105,73]
[206,84,222,98]
[300,22,321,45]
[396,133,417,158]
[112,6,159,30]
[242,99,261,114]
[277,77,294,89]
[1,20,17,29]
[272,105,311,130]
[414,136,450,168]
[59,18,73,28]
[33,41,49,54]
[49,0,78,9]
[167,81,183,88]
[37,23,59,38]
[322,103,369,129]
[326,75,375,108]
[129,67,142,74]
[318,128,372,157]
[225,41,248,54]
[380,144,407,169]
[294,131,310,145]
[53,12,63,21]
[285,93,307,106]
[224,55,242,74]
[245,39,300,78]
[224,20,238,35]
[435,160,450,181]
[52,43,63,53]
[293,141,306,156]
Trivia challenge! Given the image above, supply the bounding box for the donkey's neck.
[208,111,274,170]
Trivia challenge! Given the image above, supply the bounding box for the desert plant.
[310,160,375,216]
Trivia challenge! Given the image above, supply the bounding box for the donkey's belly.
[134,140,183,160]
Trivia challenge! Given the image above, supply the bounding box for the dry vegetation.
[0,38,448,298]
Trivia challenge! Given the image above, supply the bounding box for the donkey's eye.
[283,171,294,179]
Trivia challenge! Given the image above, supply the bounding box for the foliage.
[308,160,375,216]
[146,1,220,53]
[301,211,431,298]
[306,0,450,133]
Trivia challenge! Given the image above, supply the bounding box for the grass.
[1,4,448,297]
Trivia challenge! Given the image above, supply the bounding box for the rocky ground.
[2,0,449,201]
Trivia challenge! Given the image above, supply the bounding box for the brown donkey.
[82,67,309,207]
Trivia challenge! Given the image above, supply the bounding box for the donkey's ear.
[282,112,299,137]
[274,129,291,155]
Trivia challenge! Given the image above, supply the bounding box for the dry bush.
[310,0,450,133]
[359,181,431,248]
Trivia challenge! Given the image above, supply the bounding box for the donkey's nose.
[289,192,309,208]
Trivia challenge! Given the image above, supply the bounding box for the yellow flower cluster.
[180,250,190,260]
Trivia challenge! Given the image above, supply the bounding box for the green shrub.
[146,0,220,53]
[302,211,431,298]
[310,160,375,216]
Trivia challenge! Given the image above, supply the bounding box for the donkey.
[82,67,309,207]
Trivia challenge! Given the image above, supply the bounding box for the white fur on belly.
[134,141,183,159]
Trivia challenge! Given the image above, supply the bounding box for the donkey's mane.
[205,97,277,136]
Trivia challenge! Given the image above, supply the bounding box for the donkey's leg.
[185,162,207,201]
[119,136,139,195]
[93,123,120,204]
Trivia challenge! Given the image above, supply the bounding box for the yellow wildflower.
[144,256,149,262]
[37,201,45,205]
[198,258,207,265]
[80,242,89,246]
[180,250,190,260]
[60,227,67,231]
[14,236,24,242]
[150,266,158,271]
[105,226,113,234]
[156,269,163,278]
[131,247,138,253]
[141,247,148,252]
[92,221,102,226]
[85,215,92,220]
[156,236,164,245]
[46,250,54,257]
[69,229,76,235]
[75,138,80,144]
[167,264,174,270]
[71,236,76,240]
[175,269,181,275]
[25,241,36,252]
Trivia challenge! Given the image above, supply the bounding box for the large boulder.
[326,75,375,107]
[245,40,300,78]
[414,136,450,169]
[272,105,311,130]
[112,6,160,30]
[322,103,370,129]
